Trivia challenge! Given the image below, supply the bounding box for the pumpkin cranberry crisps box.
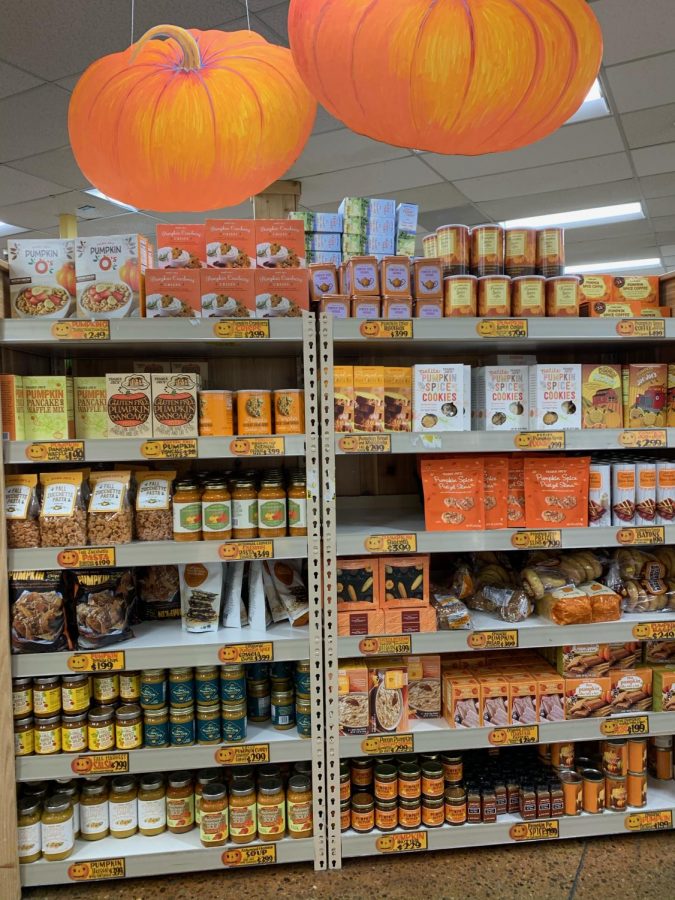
[523,456,591,529]
[421,456,485,531]
[205,219,256,269]
[76,234,152,318]
[156,224,205,269]
[145,269,201,318]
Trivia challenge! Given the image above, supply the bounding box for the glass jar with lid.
[351,792,375,834]
[257,477,287,537]
[229,778,257,844]
[173,479,202,541]
[169,668,195,708]
[220,664,246,701]
[196,666,219,704]
[115,704,143,750]
[41,794,74,861]
[33,676,60,718]
[247,679,271,722]
[221,700,247,743]
[88,706,115,752]
[200,783,228,847]
[271,688,295,731]
[202,480,232,541]
[61,674,90,715]
[12,677,33,719]
[35,715,61,755]
[17,797,42,863]
[144,706,169,747]
[167,772,194,834]
[141,669,167,710]
[257,776,286,842]
[109,776,138,839]
[288,472,308,537]
[61,712,88,753]
[197,703,221,745]
[56,780,80,838]
[295,696,311,738]
[232,478,259,539]
[196,769,222,825]
[92,672,119,705]
[170,705,195,746]
[138,774,166,836]
[80,780,109,841]
[120,671,141,703]
[14,715,34,757]
[287,775,313,838]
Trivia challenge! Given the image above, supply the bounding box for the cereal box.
[384,607,437,634]
[369,660,409,733]
[205,219,256,268]
[609,668,652,712]
[529,364,582,430]
[255,220,305,268]
[421,456,485,531]
[73,377,107,439]
[378,556,429,609]
[582,364,622,429]
[0,374,25,440]
[145,269,201,318]
[106,373,152,439]
[413,364,465,432]
[75,234,150,318]
[308,263,338,302]
[380,257,411,298]
[651,666,675,711]
[8,238,75,319]
[626,364,667,428]
[23,376,74,440]
[156,225,205,268]
[412,259,443,300]
[384,367,412,432]
[254,269,309,318]
[336,558,380,611]
[151,373,200,439]
[472,366,528,431]
[338,609,385,637]
[612,275,659,306]
[353,366,384,433]
[347,257,379,296]
[334,366,354,433]
[200,269,255,318]
[442,674,480,728]
[338,662,369,735]
[407,655,441,719]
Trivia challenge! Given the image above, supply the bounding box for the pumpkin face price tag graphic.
[25,441,85,463]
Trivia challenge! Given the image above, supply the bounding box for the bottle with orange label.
[257,776,286,842]
[229,777,257,844]
[257,476,287,538]
[287,774,313,838]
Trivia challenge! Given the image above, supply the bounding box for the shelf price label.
[359,320,413,339]
[364,533,417,554]
[468,630,518,650]
[511,530,562,550]
[214,320,270,339]
[376,831,428,854]
[219,642,274,664]
[600,716,649,737]
[56,547,116,568]
[514,432,565,451]
[616,526,665,546]
[339,434,392,454]
[616,319,665,339]
[633,621,675,640]
[358,635,412,656]
[68,651,125,673]
[229,437,286,457]
[71,753,129,776]
[68,859,126,881]
[219,540,275,560]
[141,439,197,460]
[51,320,110,341]
[625,810,672,832]
[477,319,528,339]
[223,845,277,866]
[489,725,539,746]
[509,820,559,841]
[25,441,85,462]
[361,733,414,755]
[215,743,270,765]
[619,430,667,449]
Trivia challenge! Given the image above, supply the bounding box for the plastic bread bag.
[5,474,40,549]
[179,562,223,633]
[263,559,309,626]
[262,563,289,624]
[605,550,675,613]
[472,552,517,590]
[467,584,533,623]
[71,568,136,649]
[9,569,71,653]
[137,565,180,620]
[222,561,244,628]
[247,561,271,630]
[449,561,475,600]
[536,585,592,626]
[431,590,472,630]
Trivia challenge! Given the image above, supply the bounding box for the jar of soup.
[200,783,228,847]
[140,669,167,710]
[138,774,166,836]
[170,705,195,746]
[17,797,42,863]
[61,674,90,715]
[173,479,202,541]
[169,668,195,708]
[237,390,272,435]
[57,781,80,838]
[350,792,375,833]
[247,680,271,722]
[287,774,313,839]
[62,712,89,754]
[196,666,220,704]
[13,678,33,719]
[41,794,74,861]
[288,473,308,537]
[471,224,504,276]
[167,773,194,833]
[120,671,141,703]
[505,227,537,277]
[33,676,60,718]
[201,480,232,541]
[35,715,61,755]
[232,478,259,539]
[220,665,246,701]
[109,776,138,839]
[14,716,34,757]
[196,769,222,825]
[257,776,286,842]
[221,700,247,743]
[92,673,119,705]
[144,707,169,747]
[229,777,257,844]
[257,478,287,537]
[88,706,115,752]
[115,704,143,750]
[80,780,109,842]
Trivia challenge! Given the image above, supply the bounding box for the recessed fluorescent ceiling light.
[566,258,661,274]
[0,221,29,237]
[84,188,138,212]
[567,79,609,124]
[500,203,644,230]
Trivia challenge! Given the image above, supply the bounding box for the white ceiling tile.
[647,196,675,217]
[0,189,144,230]
[0,61,43,99]
[418,206,487,231]
[300,157,444,208]
[287,130,410,179]
[640,172,675,198]
[375,182,470,212]
[590,0,675,66]
[660,245,675,257]
[0,166,71,208]
[564,219,652,244]
[566,235,661,264]
[620,103,675,149]
[652,215,675,232]
[632,143,675,177]
[312,106,344,135]
[7,147,89,190]
[423,118,623,181]
[475,180,640,221]
[74,213,162,239]
[0,85,70,163]
[454,154,632,202]
[150,201,252,223]
[606,52,675,114]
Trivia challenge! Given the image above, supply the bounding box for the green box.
[396,232,417,257]
[23,376,74,440]
[74,377,108,439]
[651,666,675,711]
[342,234,368,256]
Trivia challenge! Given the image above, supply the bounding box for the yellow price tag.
[359,320,413,339]
[358,635,412,656]
[510,821,559,841]
[71,753,129,776]
[625,810,672,832]
[364,533,417,554]
[229,437,286,457]
[619,430,667,449]
[633,622,675,640]
[616,319,665,338]
[468,630,519,650]
[600,716,649,737]
[376,832,428,853]
[214,320,270,339]
[219,540,275,561]
[339,434,392,454]
[56,547,116,568]
[223,845,278,866]
[616,526,665,546]
[476,319,528,339]
[514,432,565,451]
[25,441,85,462]
[51,320,110,341]
[511,530,562,550]
[141,439,197,459]
[68,859,126,881]
[219,642,274,664]
[361,734,415,755]
[68,651,125,673]
[489,725,539,746]
[215,744,270,765]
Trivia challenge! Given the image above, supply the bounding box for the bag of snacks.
[38,470,87,547]
[9,570,71,653]
[135,470,175,542]
[137,565,180,619]
[524,456,590,528]
[179,562,223,633]
[88,471,133,545]
[263,559,309,626]
[222,561,245,628]
[421,456,485,530]
[71,568,136,649]
[605,549,675,613]
[431,591,472,630]
[5,474,40,549]
[468,584,533,623]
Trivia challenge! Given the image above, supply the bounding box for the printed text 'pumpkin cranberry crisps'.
[68,25,316,212]
[288,0,602,155]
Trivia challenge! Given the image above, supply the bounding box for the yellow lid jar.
[61,674,90,714]
[14,715,34,757]
[35,715,61,755]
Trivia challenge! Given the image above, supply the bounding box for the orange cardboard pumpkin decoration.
[69,25,316,211]
[288,0,602,155]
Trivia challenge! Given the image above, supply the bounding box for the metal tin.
[627,771,647,808]
[605,774,628,810]
[602,740,628,777]
[582,768,605,814]
[560,770,582,816]
[627,738,647,774]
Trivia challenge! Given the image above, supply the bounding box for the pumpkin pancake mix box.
[106,373,152,439]
[151,373,200,439]
[76,234,150,318]
[156,224,205,268]
[8,238,76,319]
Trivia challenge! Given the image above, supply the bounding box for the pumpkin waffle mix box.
[73,377,107,439]
[23,376,74,440]
[156,224,205,269]
[76,234,150,318]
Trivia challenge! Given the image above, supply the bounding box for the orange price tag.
[71,753,129,776]
[214,320,270,339]
[215,744,270,765]
[219,642,274,664]
[510,820,559,841]
[229,437,285,457]
[616,320,665,338]
[625,810,672,832]
[489,726,538,746]
[339,434,392,454]
[358,635,412,656]
[361,734,414,755]
[364,533,417,554]
[514,432,565,451]
[359,320,413,339]
[223,845,278,866]
[511,530,562,550]
[56,547,116,568]
[616,526,665,546]
[600,716,648,737]
[141,439,197,459]
[468,630,518,650]
[218,540,275,561]
[633,621,675,640]
[25,441,84,462]
[68,651,125,673]
[477,319,528,339]
[619,430,667,449]
[51,320,110,341]
[376,832,428,853]
[68,859,126,881]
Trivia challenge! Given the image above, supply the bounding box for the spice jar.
[398,761,421,800]
[115,704,143,750]
[14,716,34,757]
[229,778,257,844]
[167,772,194,834]
[35,715,61,755]
[170,705,195,746]
[196,769,222,825]
[375,798,398,832]
[92,673,119,705]
[61,674,90,715]
[232,478,259,539]
[257,776,286,842]
[287,774,313,839]
[120,671,141,703]
[221,700,247,743]
[173,479,202,541]
[41,794,74,861]
[247,680,271,722]
[471,224,504,276]
[169,668,195,708]
[350,792,375,833]
[220,665,246,701]
[399,797,422,830]
[87,706,115,752]
[109,776,138,838]
[467,783,483,823]
[271,688,295,730]
[445,785,467,825]
[138,774,166,836]
[200,783,228,847]
[33,676,60,718]
[422,795,445,828]
[13,678,33,719]
[17,797,42,863]
[61,711,89,752]
[197,703,221,745]
[141,669,167,710]
[80,780,109,842]
[144,707,169,747]
[288,472,308,536]
[296,696,312,738]
[202,480,232,541]
[258,477,287,537]
[196,666,220,704]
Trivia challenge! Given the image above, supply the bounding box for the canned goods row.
[198,388,305,437]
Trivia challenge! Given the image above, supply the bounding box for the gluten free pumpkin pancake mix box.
[76,234,151,318]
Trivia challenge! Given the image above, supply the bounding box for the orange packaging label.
[201,268,255,318]
[52,321,110,341]
[625,811,672,832]
[339,434,391,453]
[507,457,526,527]
[156,224,205,268]
[255,219,305,268]
[484,456,509,529]
[620,430,667,449]
[68,859,126,881]
[26,441,84,462]
[633,621,675,640]
[229,437,285,457]
[421,456,485,531]
[359,635,412,655]
[476,319,528,338]
[205,219,256,269]
[56,547,116,568]
[514,432,565,451]
[600,716,649,737]
[489,725,538,746]
[616,526,665,546]
[468,631,518,650]
[511,530,562,550]
[376,832,428,853]
[616,319,666,338]
[579,274,612,304]
[71,753,129,776]
[612,276,659,305]
[364,534,417,553]
[141,439,197,459]
[254,268,309,317]
[359,320,413,339]
[145,268,201,317]
[68,651,125,673]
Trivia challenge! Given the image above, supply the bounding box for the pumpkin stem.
[131,24,201,71]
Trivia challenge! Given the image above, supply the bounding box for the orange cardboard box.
[384,367,412,432]
[200,269,255,318]
[564,676,612,719]
[380,257,411,298]
[254,269,309,318]
[336,557,380,611]
[421,456,486,531]
[337,609,385,637]
[407,655,441,719]
[384,607,437,634]
[255,220,305,268]
[338,662,369,735]
[205,219,256,269]
[334,366,354,433]
[353,366,384,433]
[378,555,429,608]
[484,455,509,530]
[586,300,669,317]
[382,297,412,319]
[156,224,205,268]
[144,269,201,317]
[609,668,652,712]
[369,660,409,733]
[505,673,538,726]
[412,259,443,300]
[347,256,380,297]
[578,274,612,307]
[442,675,480,728]
[479,675,509,727]
[415,299,444,318]
[537,674,565,723]
[0,374,25,440]
[612,275,659,306]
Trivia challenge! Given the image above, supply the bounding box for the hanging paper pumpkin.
[69,26,316,211]
[288,0,602,156]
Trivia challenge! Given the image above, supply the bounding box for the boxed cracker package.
[254,269,309,317]
[145,269,201,318]
[205,219,256,268]
[8,238,75,319]
[201,268,255,318]
[156,225,205,268]
[256,220,305,268]
[76,234,151,318]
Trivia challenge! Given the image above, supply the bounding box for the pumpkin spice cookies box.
[156,224,205,268]
[413,364,466,432]
[254,269,309,318]
[205,219,256,269]
[8,238,76,319]
[76,234,150,318]
[528,364,582,430]
[145,269,201,318]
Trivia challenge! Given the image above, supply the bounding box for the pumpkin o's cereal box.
[8,238,76,319]
[524,456,590,529]
[76,234,150,318]
[156,224,205,268]
[421,456,485,531]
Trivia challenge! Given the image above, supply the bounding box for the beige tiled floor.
[24,833,675,900]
